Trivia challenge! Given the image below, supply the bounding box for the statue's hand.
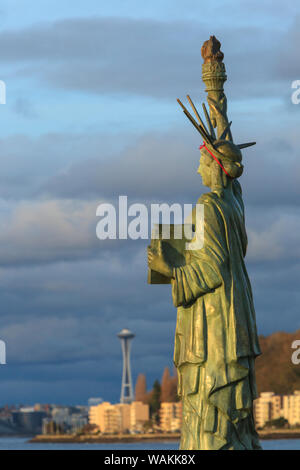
[147,241,173,278]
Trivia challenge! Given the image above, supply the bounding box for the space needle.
[117,328,135,404]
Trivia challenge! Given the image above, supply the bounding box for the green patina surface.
[147,36,262,450]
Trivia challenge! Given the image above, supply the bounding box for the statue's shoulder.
[197,191,218,206]
[196,192,224,226]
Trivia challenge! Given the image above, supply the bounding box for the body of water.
[0,437,299,450]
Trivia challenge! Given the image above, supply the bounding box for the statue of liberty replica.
[147,36,262,450]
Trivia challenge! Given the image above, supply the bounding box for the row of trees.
[135,367,179,420]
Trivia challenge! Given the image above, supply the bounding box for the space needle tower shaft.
[117,328,135,404]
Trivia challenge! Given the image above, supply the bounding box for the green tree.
[149,380,161,422]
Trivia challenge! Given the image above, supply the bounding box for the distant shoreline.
[259,429,300,440]
[29,433,181,444]
[30,429,300,444]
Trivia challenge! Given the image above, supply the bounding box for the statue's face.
[197,154,211,187]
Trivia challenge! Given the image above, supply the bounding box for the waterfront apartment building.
[254,392,281,428]
[281,391,300,426]
[130,401,149,431]
[89,401,149,434]
[159,402,182,432]
[254,391,300,428]
[89,402,120,434]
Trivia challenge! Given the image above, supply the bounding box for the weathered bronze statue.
[147,36,262,450]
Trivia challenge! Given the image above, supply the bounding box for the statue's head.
[198,139,244,194]
[177,95,256,197]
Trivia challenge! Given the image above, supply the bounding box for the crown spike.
[186,95,210,138]
[219,121,232,141]
[177,98,214,146]
[237,142,256,149]
[202,102,216,140]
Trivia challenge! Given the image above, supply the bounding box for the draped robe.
[171,181,262,450]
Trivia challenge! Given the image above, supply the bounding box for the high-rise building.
[159,402,182,432]
[89,402,120,434]
[254,392,276,428]
[11,409,47,434]
[115,403,131,431]
[130,401,149,431]
[281,391,300,426]
[253,391,300,428]
[89,401,149,433]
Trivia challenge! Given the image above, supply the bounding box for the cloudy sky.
[0,0,299,405]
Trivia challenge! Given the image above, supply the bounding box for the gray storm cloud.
[0,4,299,404]
[0,16,297,100]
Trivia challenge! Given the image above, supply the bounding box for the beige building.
[254,392,282,428]
[254,391,300,428]
[89,401,149,434]
[89,402,120,434]
[159,402,182,432]
[130,401,149,431]
[281,391,300,426]
[115,403,131,431]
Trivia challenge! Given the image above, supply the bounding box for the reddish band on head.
[199,142,229,176]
